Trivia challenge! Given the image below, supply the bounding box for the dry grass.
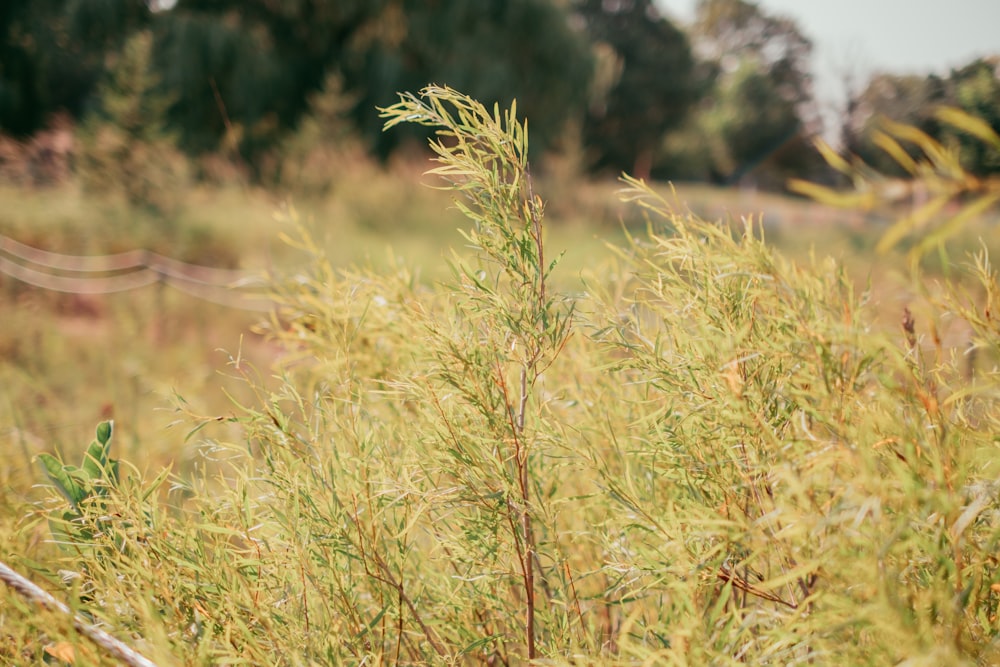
[0,89,998,665]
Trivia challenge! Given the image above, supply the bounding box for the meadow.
[0,88,998,665]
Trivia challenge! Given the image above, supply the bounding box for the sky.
[655,0,1000,135]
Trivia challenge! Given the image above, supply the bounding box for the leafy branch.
[381,85,573,660]
[790,106,1000,264]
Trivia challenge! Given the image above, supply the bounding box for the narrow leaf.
[935,106,1000,150]
[813,138,853,175]
[876,194,951,254]
[883,117,964,177]
[787,180,876,209]
[872,130,918,174]
[912,191,1000,258]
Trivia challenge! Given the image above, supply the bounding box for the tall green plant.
[576,176,1000,664]
[379,85,573,660]
[11,88,1000,666]
[38,421,121,552]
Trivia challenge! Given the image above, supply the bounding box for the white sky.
[656,0,1000,134]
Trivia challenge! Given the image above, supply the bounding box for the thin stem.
[518,366,528,434]
[495,358,536,660]
[0,560,161,667]
[525,165,546,308]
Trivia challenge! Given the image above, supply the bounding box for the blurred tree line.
[1,0,998,191]
[842,57,1000,177]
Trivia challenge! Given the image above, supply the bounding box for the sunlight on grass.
[1,90,998,665]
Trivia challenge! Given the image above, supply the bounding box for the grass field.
[1,169,986,464]
[1,92,999,665]
[0,175,879,470]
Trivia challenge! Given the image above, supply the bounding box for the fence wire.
[0,235,274,311]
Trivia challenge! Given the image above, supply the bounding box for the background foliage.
[1,87,998,665]
[4,0,997,192]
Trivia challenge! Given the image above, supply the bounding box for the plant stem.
[0,559,161,667]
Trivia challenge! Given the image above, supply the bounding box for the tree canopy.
[843,58,1000,177]
[2,0,596,166]
[2,0,998,188]
[657,0,821,187]
[574,0,702,179]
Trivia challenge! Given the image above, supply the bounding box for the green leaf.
[460,634,503,656]
[82,438,108,481]
[66,466,95,495]
[96,420,113,446]
[47,511,83,547]
[38,454,88,507]
[353,606,389,641]
[82,422,114,482]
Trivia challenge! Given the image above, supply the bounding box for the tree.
[841,59,1000,178]
[659,0,820,188]
[574,0,702,179]
[945,58,1000,175]
[840,72,949,176]
[0,0,43,135]
[152,0,593,169]
[77,30,188,216]
[704,63,807,185]
[0,0,132,136]
[147,0,386,164]
[692,0,812,109]
[355,0,594,160]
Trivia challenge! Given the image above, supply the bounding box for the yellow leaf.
[872,130,918,175]
[881,117,938,150]
[882,117,964,177]
[813,138,853,175]
[787,179,875,209]
[44,641,77,663]
[875,194,951,254]
[721,361,744,399]
[935,106,1000,150]
[912,191,1000,259]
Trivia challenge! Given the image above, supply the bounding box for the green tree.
[693,0,812,108]
[841,72,949,176]
[704,63,808,185]
[77,30,188,216]
[942,58,1000,174]
[4,0,594,176]
[152,0,593,170]
[660,0,819,188]
[0,0,44,135]
[153,0,386,162]
[0,0,132,135]
[357,0,594,159]
[841,60,1000,178]
[574,0,701,179]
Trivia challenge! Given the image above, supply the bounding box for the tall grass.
[4,87,999,665]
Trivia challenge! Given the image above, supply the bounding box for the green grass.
[1,88,999,665]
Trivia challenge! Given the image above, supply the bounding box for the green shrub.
[75,31,189,218]
[14,87,1000,665]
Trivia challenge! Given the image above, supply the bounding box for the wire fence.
[0,234,274,311]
